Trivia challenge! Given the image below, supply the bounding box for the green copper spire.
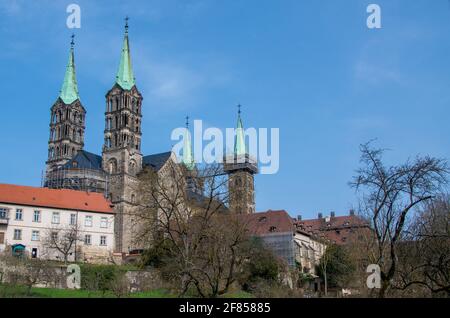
[59,35,79,104]
[116,17,136,90]
[183,116,195,170]
[234,105,246,156]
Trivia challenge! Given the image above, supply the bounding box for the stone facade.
[43,23,257,255]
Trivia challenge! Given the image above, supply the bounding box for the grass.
[0,284,175,298]
[0,284,254,298]
[219,291,254,298]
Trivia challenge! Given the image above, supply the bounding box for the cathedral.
[43,21,257,254]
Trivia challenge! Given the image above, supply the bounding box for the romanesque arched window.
[129,160,136,175]
[108,159,118,174]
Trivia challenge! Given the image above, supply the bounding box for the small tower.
[224,105,257,214]
[46,35,86,172]
[102,18,143,253]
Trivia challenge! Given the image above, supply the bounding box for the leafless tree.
[350,142,448,297]
[133,161,251,297]
[43,224,83,264]
[394,196,450,296]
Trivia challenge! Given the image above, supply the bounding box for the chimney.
[349,209,355,216]
[318,213,323,219]
[331,211,335,218]
[297,215,302,221]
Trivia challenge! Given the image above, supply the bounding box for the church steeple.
[183,116,195,170]
[59,34,79,105]
[116,17,136,90]
[46,34,86,172]
[224,104,257,214]
[234,105,246,156]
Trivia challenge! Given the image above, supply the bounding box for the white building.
[0,184,115,263]
[294,229,327,275]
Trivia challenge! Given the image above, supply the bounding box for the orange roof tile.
[0,184,114,214]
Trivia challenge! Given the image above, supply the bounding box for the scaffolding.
[43,167,109,197]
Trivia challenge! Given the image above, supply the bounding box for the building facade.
[295,211,371,245]
[0,184,115,263]
[42,21,257,254]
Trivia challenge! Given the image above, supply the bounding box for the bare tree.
[350,142,448,297]
[43,224,82,264]
[133,161,251,297]
[394,196,450,296]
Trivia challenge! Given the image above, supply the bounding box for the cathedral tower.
[102,19,143,253]
[224,106,257,214]
[46,35,86,172]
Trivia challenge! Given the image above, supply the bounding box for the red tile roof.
[295,215,370,245]
[242,210,294,235]
[0,184,114,214]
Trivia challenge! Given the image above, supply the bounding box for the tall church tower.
[102,19,143,253]
[46,35,86,172]
[224,106,258,214]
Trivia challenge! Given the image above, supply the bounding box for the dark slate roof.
[62,150,103,170]
[143,151,172,171]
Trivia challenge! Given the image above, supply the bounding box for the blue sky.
[0,0,449,219]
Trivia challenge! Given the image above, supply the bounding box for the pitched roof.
[242,210,294,236]
[62,150,103,170]
[143,151,172,171]
[0,184,114,214]
[59,43,79,104]
[116,26,135,90]
[296,215,370,245]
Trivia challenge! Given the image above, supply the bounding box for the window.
[52,212,60,224]
[13,229,22,240]
[85,215,93,227]
[15,209,23,221]
[100,217,108,229]
[31,230,40,241]
[84,235,91,245]
[51,232,58,241]
[0,232,4,244]
[100,236,107,246]
[70,214,77,225]
[0,208,7,219]
[33,210,41,223]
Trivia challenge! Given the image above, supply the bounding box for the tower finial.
[185,115,189,128]
[70,34,75,49]
[125,16,129,33]
[234,104,246,156]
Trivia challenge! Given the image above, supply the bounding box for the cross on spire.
[70,34,75,48]
[185,116,190,128]
[238,104,242,115]
[125,16,129,33]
